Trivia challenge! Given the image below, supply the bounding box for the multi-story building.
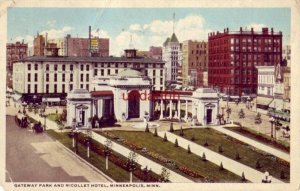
[6,41,28,88]
[181,40,208,88]
[256,66,275,97]
[282,45,291,67]
[163,33,181,85]
[33,33,45,56]
[208,27,282,96]
[149,46,162,60]
[12,49,165,103]
[136,50,150,58]
[283,67,290,101]
[48,38,65,56]
[64,34,109,57]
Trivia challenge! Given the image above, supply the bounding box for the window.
[108,63,110,68]
[86,74,89,82]
[80,84,83,89]
[86,84,89,91]
[153,70,156,76]
[62,64,65,71]
[108,69,110,75]
[27,64,31,70]
[124,63,127,68]
[27,84,30,93]
[34,73,38,82]
[46,64,49,71]
[69,84,73,91]
[54,84,57,93]
[86,65,89,71]
[101,69,104,76]
[80,74,83,82]
[160,70,163,76]
[46,84,49,93]
[80,65,84,71]
[115,69,118,74]
[34,64,38,70]
[54,73,57,82]
[34,84,37,93]
[70,64,73,71]
[153,79,156,85]
[62,73,65,82]
[70,73,73,82]
[54,64,58,71]
[101,63,104,67]
[62,84,65,93]
[94,69,98,76]
[160,78,163,85]
[46,73,49,82]
[27,74,31,82]
[116,63,118,68]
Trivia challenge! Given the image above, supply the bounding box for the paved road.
[6,115,111,182]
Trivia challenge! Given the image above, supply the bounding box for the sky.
[7,8,290,56]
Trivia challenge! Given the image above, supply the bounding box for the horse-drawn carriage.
[15,113,29,128]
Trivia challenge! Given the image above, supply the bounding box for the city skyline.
[8,8,290,56]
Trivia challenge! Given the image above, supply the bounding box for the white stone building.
[12,49,165,103]
[256,66,275,97]
[282,45,291,67]
[162,33,181,85]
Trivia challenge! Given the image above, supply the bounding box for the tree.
[202,152,207,161]
[60,109,67,122]
[226,107,232,122]
[239,109,245,119]
[104,139,113,170]
[241,172,246,182]
[169,122,174,132]
[235,151,241,160]
[153,128,158,137]
[160,167,170,182]
[187,145,191,154]
[218,145,223,153]
[126,151,138,182]
[174,138,178,147]
[255,112,262,125]
[216,114,224,125]
[255,160,261,169]
[219,162,224,171]
[191,134,196,141]
[163,132,168,142]
[179,126,184,136]
[204,139,209,147]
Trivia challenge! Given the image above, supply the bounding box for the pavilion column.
[177,100,181,119]
[184,100,188,121]
[169,99,173,119]
[159,99,164,120]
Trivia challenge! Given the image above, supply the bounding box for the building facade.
[181,40,208,88]
[12,50,165,103]
[162,33,181,85]
[64,35,109,57]
[6,41,28,88]
[33,33,45,56]
[282,45,291,67]
[283,67,290,101]
[256,66,275,97]
[208,27,282,96]
[149,46,162,60]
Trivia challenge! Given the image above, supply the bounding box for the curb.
[44,131,115,183]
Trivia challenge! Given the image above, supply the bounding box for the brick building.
[149,46,162,60]
[33,33,45,56]
[208,27,282,96]
[6,41,28,88]
[181,40,208,88]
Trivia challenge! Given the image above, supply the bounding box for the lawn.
[173,128,290,182]
[102,130,243,183]
[47,113,59,122]
[46,130,143,182]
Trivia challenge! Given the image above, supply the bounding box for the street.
[6,115,111,182]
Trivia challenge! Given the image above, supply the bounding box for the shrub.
[163,132,168,142]
[174,138,179,147]
[255,160,261,169]
[153,128,158,137]
[191,134,196,141]
[241,172,246,182]
[218,145,223,153]
[187,145,191,154]
[202,152,207,161]
[235,152,241,160]
[280,170,286,179]
[204,139,209,147]
[145,123,150,133]
[219,162,224,171]
[179,126,184,136]
[169,122,174,132]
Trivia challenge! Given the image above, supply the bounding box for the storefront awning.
[256,97,273,106]
[42,98,60,102]
[269,99,290,111]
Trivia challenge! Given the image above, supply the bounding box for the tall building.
[64,35,109,57]
[162,33,181,85]
[149,46,162,60]
[282,45,291,67]
[181,40,208,88]
[6,41,28,88]
[283,67,290,101]
[33,33,45,56]
[48,38,65,56]
[12,49,165,103]
[208,27,282,96]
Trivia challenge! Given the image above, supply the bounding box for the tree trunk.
[106,156,108,170]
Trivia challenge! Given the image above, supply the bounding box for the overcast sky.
[8,8,290,56]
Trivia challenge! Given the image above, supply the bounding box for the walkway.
[91,132,193,183]
[212,126,290,162]
[157,131,284,183]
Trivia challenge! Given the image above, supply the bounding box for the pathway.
[157,131,284,183]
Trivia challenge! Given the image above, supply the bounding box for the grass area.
[46,130,142,182]
[47,113,59,122]
[224,126,290,153]
[173,128,290,182]
[103,130,243,183]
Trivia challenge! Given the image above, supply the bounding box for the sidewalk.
[158,131,284,183]
[212,126,290,162]
[91,132,193,183]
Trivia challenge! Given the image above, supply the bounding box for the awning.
[12,94,22,101]
[42,98,60,102]
[256,96,273,106]
[269,99,290,111]
[91,91,113,97]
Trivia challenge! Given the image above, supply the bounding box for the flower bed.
[178,166,203,179]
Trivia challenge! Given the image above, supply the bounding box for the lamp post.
[71,118,76,148]
[269,116,275,138]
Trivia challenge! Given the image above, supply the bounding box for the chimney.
[227,28,229,32]
[271,28,274,34]
[240,27,242,32]
[251,28,253,34]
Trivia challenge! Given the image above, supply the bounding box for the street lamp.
[269,116,275,138]
[262,171,272,183]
